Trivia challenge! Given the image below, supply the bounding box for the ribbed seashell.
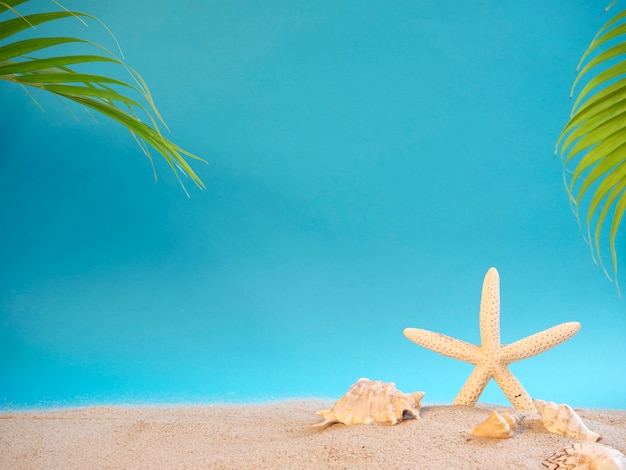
[468,410,525,439]
[533,399,601,442]
[314,378,425,427]
[543,443,626,470]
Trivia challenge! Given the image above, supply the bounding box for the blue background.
[1,0,625,409]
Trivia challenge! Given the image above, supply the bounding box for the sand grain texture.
[1,401,625,469]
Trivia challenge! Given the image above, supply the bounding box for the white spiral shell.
[533,399,601,442]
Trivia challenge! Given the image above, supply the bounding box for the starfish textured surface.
[404,267,580,410]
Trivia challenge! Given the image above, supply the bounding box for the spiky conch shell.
[314,378,425,427]
[543,443,626,470]
[533,399,601,442]
[468,410,525,439]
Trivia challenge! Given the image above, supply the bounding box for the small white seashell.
[314,378,425,427]
[533,399,602,442]
[468,410,525,439]
[543,443,626,470]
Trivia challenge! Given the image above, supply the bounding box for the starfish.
[403,267,580,410]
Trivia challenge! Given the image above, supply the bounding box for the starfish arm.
[479,267,501,348]
[492,366,535,410]
[502,322,581,362]
[452,366,491,406]
[404,328,479,362]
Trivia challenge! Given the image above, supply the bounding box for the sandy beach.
[1,400,625,469]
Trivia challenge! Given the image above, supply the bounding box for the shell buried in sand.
[314,378,425,427]
[543,443,626,470]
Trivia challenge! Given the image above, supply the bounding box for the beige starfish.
[404,267,580,410]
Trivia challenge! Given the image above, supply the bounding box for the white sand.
[1,401,625,469]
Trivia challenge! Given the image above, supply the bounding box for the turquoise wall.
[1,0,624,409]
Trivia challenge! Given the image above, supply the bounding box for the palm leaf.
[0,1,205,193]
[0,0,29,15]
[556,3,626,292]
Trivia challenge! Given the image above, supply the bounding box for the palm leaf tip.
[558,3,626,294]
[0,1,206,193]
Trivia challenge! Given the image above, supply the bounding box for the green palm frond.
[556,4,626,291]
[0,0,206,194]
